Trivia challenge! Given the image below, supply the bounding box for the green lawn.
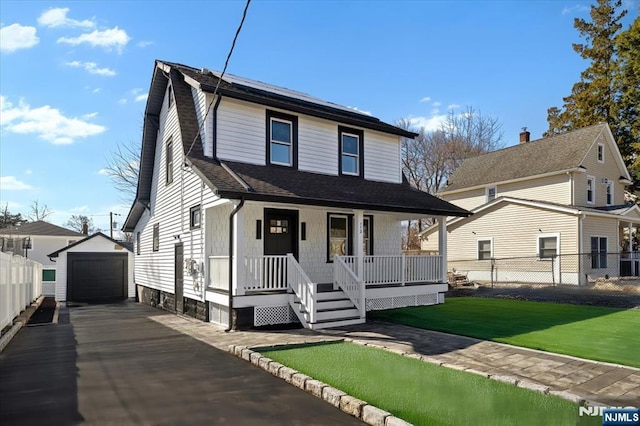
[370,297,640,368]
[261,341,596,426]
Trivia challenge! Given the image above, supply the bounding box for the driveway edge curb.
[0,296,45,353]
[229,344,413,426]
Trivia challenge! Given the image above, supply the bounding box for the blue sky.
[1,1,638,233]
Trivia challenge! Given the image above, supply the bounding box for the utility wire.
[185,0,251,158]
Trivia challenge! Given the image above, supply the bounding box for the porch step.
[316,299,353,310]
[308,317,365,330]
[315,307,360,322]
[316,290,347,301]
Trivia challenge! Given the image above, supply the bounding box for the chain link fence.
[448,252,640,294]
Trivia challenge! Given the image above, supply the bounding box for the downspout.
[225,198,245,332]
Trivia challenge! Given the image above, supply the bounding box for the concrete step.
[309,317,365,330]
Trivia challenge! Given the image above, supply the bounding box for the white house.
[0,221,85,296]
[421,124,640,285]
[123,60,469,330]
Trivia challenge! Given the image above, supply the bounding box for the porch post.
[628,222,633,256]
[232,204,245,296]
[438,216,447,284]
[354,210,366,318]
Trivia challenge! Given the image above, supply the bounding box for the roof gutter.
[225,197,245,332]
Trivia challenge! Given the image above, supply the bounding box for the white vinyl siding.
[581,216,618,278]
[298,117,337,175]
[576,135,625,206]
[364,130,401,183]
[216,98,266,165]
[191,87,214,157]
[441,188,487,211]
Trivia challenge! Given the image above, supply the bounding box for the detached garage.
[48,233,135,303]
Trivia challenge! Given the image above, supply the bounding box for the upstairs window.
[152,224,159,252]
[267,110,297,167]
[338,126,364,177]
[190,205,201,229]
[168,84,174,109]
[586,176,595,204]
[166,138,174,185]
[606,182,613,205]
[486,187,497,203]
[136,232,141,255]
[597,144,604,163]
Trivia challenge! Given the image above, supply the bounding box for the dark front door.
[264,209,298,258]
[175,243,184,314]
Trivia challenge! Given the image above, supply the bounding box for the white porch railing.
[286,254,315,325]
[1,252,42,335]
[243,255,289,292]
[334,255,364,315]
[340,254,442,286]
[208,256,229,290]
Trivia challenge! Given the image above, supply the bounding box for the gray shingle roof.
[441,124,608,192]
[0,221,84,237]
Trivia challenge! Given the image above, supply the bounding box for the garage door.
[67,253,127,302]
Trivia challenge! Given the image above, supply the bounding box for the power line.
[186,0,252,158]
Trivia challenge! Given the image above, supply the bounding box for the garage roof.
[48,232,132,258]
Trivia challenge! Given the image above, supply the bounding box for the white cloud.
[83,112,98,119]
[430,108,440,115]
[92,88,101,94]
[408,114,448,132]
[1,95,106,144]
[117,98,127,105]
[0,176,33,191]
[0,23,39,53]
[135,93,149,102]
[98,168,109,176]
[37,8,95,29]
[419,96,431,103]
[448,104,461,110]
[432,101,441,107]
[66,60,116,76]
[58,27,130,53]
[561,4,590,15]
[130,88,143,95]
[24,169,33,175]
[136,40,153,48]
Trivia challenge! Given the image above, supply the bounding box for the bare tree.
[104,140,140,204]
[27,200,53,222]
[64,215,96,234]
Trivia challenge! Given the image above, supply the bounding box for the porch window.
[606,182,613,205]
[538,235,558,259]
[190,205,201,229]
[267,110,297,167]
[477,239,492,260]
[363,215,373,255]
[486,187,497,203]
[166,138,174,185]
[586,176,595,204]
[328,214,349,261]
[152,224,159,252]
[338,126,364,177]
[591,236,607,268]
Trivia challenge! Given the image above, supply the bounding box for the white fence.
[340,255,442,285]
[0,252,43,335]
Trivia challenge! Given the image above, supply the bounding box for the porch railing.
[334,255,364,314]
[286,254,315,325]
[243,255,289,292]
[208,256,229,290]
[340,254,442,286]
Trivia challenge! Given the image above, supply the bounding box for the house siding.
[191,87,214,157]
[441,188,486,211]
[582,215,620,278]
[364,130,402,183]
[575,134,625,206]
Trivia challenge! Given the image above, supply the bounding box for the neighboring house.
[0,221,85,296]
[421,124,640,285]
[48,233,134,304]
[123,60,469,330]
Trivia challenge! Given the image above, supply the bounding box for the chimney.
[82,222,88,235]
[519,127,530,144]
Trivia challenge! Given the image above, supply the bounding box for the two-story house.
[122,60,469,330]
[420,124,640,285]
[0,221,85,296]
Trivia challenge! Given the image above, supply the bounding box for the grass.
[370,297,640,368]
[261,341,597,426]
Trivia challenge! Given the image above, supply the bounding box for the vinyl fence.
[0,252,43,335]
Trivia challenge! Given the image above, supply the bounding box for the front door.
[264,209,298,258]
[175,243,184,314]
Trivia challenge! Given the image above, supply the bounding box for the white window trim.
[536,232,560,260]
[597,143,604,163]
[485,186,497,203]
[476,237,493,261]
[586,176,595,204]
[590,235,608,269]
[270,117,293,166]
[606,182,613,206]
[341,132,360,176]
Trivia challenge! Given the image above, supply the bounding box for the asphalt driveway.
[0,302,362,425]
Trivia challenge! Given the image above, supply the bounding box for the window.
[338,126,364,177]
[168,84,174,108]
[537,234,558,259]
[363,216,373,255]
[597,143,604,163]
[166,138,174,185]
[136,232,141,255]
[328,214,350,261]
[591,236,607,269]
[267,110,297,167]
[152,224,159,252]
[477,239,492,260]
[42,269,56,282]
[606,182,613,205]
[486,187,497,203]
[586,176,595,204]
[190,205,201,229]
[269,219,288,234]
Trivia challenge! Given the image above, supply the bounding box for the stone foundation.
[136,284,208,322]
